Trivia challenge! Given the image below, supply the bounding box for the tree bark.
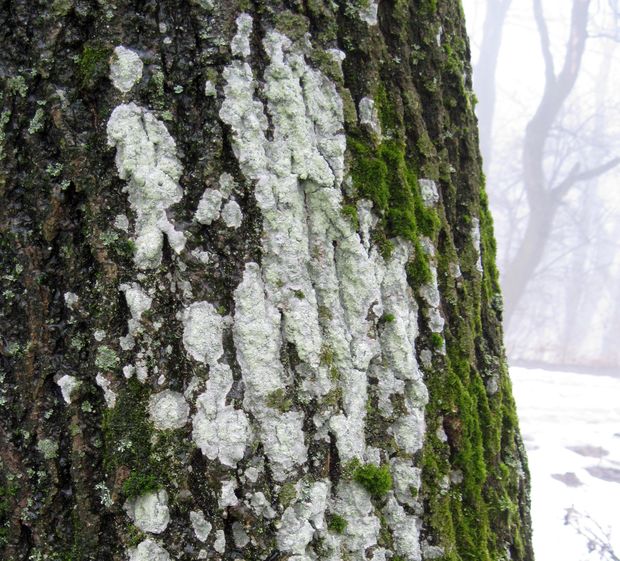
[0,1,533,561]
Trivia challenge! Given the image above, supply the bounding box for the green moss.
[274,10,310,41]
[373,230,395,260]
[377,512,395,548]
[102,377,154,484]
[278,483,297,507]
[349,139,389,212]
[266,388,293,413]
[375,84,400,134]
[319,345,335,367]
[0,482,18,545]
[406,245,432,287]
[337,7,531,557]
[341,204,359,230]
[478,182,501,301]
[122,472,161,499]
[381,312,396,323]
[149,69,166,110]
[77,44,112,90]
[353,463,392,498]
[327,513,348,534]
[51,0,73,17]
[430,333,443,349]
[125,524,146,548]
[348,117,439,265]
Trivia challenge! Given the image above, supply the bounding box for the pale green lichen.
[124,489,170,534]
[148,390,189,430]
[217,14,436,559]
[192,363,251,467]
[109,46,143,93]
[37,438,59,460]
[181,301,224,365]
[0,109,11,161]
[95,345,119,371]
[7,75,27,97]
[128,539,171,561]
[106,102,185,269]
[28,108,45,134]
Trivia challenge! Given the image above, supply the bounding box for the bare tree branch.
[533,0,556,84]
[552,156,620,198]
[564,507,620,561]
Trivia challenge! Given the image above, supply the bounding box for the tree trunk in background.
[474,0,512,173]
[503,0,592,326]
[0,1,532,560]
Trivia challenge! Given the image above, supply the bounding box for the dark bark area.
[0,1,533,560]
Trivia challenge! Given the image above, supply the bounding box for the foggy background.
[461,1,620,559]
[464,0,620,369]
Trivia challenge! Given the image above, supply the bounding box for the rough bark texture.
[0,1,533,561]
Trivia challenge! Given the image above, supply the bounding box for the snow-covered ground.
[511,367,620,561]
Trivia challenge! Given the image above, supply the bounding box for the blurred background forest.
[462,2,620,560]
[463,0,620,370]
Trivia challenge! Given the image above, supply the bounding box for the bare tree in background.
[499,0,620,326]
[474,0,512,173]
[469,0,620,362]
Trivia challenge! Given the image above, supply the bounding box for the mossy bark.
[0,1,533,560]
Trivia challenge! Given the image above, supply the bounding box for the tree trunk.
[0,1,533,561]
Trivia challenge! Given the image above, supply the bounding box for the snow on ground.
[511,366,620,561]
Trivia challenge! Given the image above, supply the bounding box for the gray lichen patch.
[110,46,143,93]
[120,282,152,350]
[37,438,59,460]
[96,373,117,407]
[107,102,186,269]
[214,529,226,554]
[418,238,445,335]
[358,0,379,25]
[128,539,171,561]
[189,509,212,542]
[419,178,439,207]
[194,188,223,225]
[220,199,242,228]
[148,389,189,430]
[276,480,329,557]
[63,291,79,309]
[56,374,80,404]
[471,217,484,273]
[181,301,224,365]
[358,96,382,137]
[324,481,381,557]
[385,495,422,560]
[192,363,251,467]
[233,263,307,480]
[124,489,170,534]
[218,17,430,555]
[231,13,253,59]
